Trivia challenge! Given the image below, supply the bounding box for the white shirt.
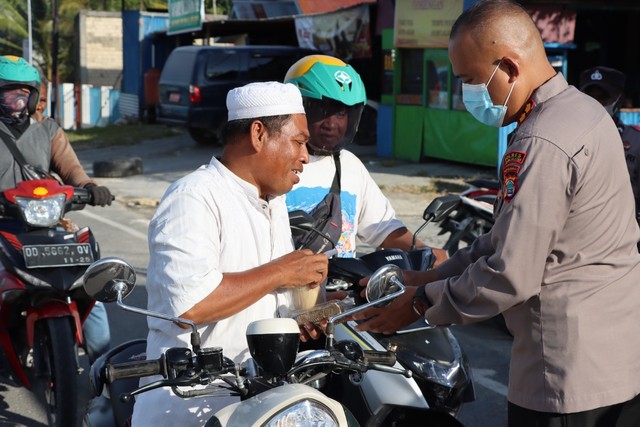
[131,157,294,427]
[286,149,404,257]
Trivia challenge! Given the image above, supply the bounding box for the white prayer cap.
[226,81,305,121]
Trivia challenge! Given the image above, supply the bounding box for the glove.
[86,184,113,207]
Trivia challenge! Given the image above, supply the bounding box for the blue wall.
[122,11,170,113]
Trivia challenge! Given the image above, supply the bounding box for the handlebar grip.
[105,359,165,383]
[363,350,396,367]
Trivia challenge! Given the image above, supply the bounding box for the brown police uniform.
[427,73,640,413]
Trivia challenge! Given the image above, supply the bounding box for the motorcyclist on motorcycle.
[0,55,113,362]
[284,55,446,262]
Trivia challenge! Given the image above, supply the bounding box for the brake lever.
[120,370,209,402]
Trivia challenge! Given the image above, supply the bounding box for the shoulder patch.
[503,151,526,166]
[501,151,526,202]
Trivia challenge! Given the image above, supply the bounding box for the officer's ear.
[501,56,520,84]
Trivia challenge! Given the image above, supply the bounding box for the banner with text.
[295,4,372,61]
[168,0,203,35]
[394,0,463,48]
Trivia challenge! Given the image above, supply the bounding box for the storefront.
[377,0,592,168]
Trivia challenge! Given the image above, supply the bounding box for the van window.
[206,51,241,80]
[162,51,197,82]
[248,53,298,81]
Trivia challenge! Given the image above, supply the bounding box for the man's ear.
[249,120,268,152]
[501,56,520,83]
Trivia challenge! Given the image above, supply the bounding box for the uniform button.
[584,148,589,156]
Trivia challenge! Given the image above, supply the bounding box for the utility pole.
[27,0,33,64]
[52,0,60,122]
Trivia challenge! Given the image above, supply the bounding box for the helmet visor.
[304,97,364,154]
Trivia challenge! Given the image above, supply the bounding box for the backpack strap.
[329,152,341,195]
[0,129,29,168]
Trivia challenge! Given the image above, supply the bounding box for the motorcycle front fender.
[26,300,83,348]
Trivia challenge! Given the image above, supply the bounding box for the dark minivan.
[157,45,317,144]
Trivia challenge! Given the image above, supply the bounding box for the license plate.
[169,92,180,103]
[23,244,95,269]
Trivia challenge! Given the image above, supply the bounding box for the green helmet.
[0,55,40,114]
[285,55,366,154]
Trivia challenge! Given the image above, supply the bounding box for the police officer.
[579,66,640,216]
[354,1,640,426]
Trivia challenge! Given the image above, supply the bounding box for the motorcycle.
[0,178,102,427]
[290,195,476,426]
[438,179,497,257]
[81,257,411,427]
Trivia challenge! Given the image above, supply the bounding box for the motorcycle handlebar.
[105,357,167,383]
[363,350,396,367]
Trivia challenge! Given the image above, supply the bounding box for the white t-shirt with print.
[286,149,404,257]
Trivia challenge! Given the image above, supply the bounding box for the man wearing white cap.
[131,81,329,427]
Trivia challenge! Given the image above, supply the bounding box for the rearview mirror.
[366,264,404,307]
[82,257,136,303]
[422,195,462,223]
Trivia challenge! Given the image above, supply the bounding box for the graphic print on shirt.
[286,187,356,257]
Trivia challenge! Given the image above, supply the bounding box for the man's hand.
[274,249,329,289]
[299,319,327,342]
[352,286,420,335]
[432,248,448,267]
[86,184,113,206]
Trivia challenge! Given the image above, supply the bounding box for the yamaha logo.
[334,70,352,85]
[590,70,603,81]
[385,255,403,261]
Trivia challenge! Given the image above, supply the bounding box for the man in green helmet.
[284,54,447,330]
[0,55,112,206]
[0,55,113,362]
[284,55,440,256]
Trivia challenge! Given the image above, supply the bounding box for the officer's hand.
[86,184,113,207]
[352,286,420,335]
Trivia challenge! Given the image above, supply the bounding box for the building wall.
[77,11,123,88]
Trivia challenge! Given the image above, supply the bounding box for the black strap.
[0,129,28,168]
[329,153,341,195]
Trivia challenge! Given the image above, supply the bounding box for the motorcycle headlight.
[16,194,66,227]
[263,400,339,427]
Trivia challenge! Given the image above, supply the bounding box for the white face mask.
[462,61,516,128]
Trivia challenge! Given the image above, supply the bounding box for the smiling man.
[131,81,329,427]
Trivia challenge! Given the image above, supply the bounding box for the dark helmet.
[579,66,626,116]
[285,55,366,154]
[0,55,41,114]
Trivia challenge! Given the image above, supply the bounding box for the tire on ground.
[93,157,143,178]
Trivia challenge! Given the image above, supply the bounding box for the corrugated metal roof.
[297,0,375,15]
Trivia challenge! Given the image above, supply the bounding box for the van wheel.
[93,157,144,178]
[188,127,220,145]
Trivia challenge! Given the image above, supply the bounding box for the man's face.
[0,86,31,118]
[260,114,310,197]
[36,83,48,116]
[307,101,349,151]
[449,33,514,121]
